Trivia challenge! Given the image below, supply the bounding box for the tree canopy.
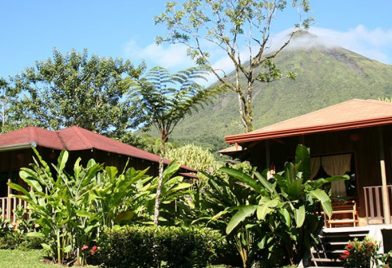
[131,66,219,143]
[156,0,311,132]
[11,49,144,136]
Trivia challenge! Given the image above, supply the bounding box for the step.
[319,232,367,239]
[307,266,344,268]
[326,219,359,227]
[312,249,345,254]
[323,226,370,233]
[311,257,342,263]
[327,241,350,246]
[306,229,370,267]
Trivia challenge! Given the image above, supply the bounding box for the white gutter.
[0,142,37,152]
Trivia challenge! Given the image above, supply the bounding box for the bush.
[0,206,42,250]
[340,237,379,267]
[98,225,226,268]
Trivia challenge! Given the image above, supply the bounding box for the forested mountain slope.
[171,40,392,150]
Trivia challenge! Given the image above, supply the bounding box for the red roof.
[0,126,164,164]
[225,99,392,144]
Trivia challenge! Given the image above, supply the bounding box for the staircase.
[307,227,369,267]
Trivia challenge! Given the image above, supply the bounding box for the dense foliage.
[98,225,225,268]
[8,150,192,265]
[340,237,379,268]
[0,206,42,250]
[164,144,221,173]
[3,142,348,267]
[195,145,343,267]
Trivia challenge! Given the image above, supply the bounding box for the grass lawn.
[0,249,97,268]
[0,249,227,267]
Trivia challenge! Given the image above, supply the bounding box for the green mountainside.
[170,41,392,151]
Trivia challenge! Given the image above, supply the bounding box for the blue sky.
[1,0,392,78]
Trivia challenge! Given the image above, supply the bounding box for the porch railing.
[0,197,27,223]
[0,179,28,223]
[363,185,392,224]
[0,196,28,223]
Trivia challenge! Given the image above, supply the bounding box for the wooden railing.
[363,185,392,224]
[0,196,28,223]
[0,179,28,223]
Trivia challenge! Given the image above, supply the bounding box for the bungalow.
[224,99,392,227]
[0,126,194,221]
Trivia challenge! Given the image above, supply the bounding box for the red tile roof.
[0,126,163,164]
[225,99,392,144]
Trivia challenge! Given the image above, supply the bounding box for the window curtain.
[321,154,351,197]
[310,157,321,179]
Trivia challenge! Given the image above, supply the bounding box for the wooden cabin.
[0,126,194,221]
[224,99,392,226]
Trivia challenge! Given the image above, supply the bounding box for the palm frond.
[130,66,222,138]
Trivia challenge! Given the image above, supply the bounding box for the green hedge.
[97,225,226,268]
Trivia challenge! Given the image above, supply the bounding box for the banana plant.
[136,161,194,224]
[8,149,151,265]
[220,145,346,267]
[190,162,259,268]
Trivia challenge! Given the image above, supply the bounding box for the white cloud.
[124,25,392,85]
[123,40,193,69]
[312,26,392,63]
[279,26,392,63]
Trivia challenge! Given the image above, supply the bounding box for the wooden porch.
[322,184,392,228]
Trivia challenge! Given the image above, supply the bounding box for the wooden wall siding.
[0,149,33,173]
[241,125,392,218]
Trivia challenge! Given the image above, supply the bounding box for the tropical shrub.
[8,149,192,265]
[8,150,150,265]
[0,213,13,237]
[377,250,392,267]
[199,144,345,267]
[0,206,41,250]
[191,161,257,266]
[141,161,194,225]
[164,144,222,173]
[340,237,379,267]
[97,225,225,268]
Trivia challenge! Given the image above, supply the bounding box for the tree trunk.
[153,154,164,225]
[153,131,167,225]
[238,82,254,133]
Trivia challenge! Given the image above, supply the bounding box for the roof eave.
[0,142,37,152]
[225,116,392,144]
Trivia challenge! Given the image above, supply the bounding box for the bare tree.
[156,0,311,132]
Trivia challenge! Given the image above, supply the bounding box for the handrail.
[364,185,392,224]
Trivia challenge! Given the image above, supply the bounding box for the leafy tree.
[0,78,8,131]
[11,49,144,136]
[131,66,219,225]
[0,77,22,133]
[121,132,175,154]
[156,0,311,132]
